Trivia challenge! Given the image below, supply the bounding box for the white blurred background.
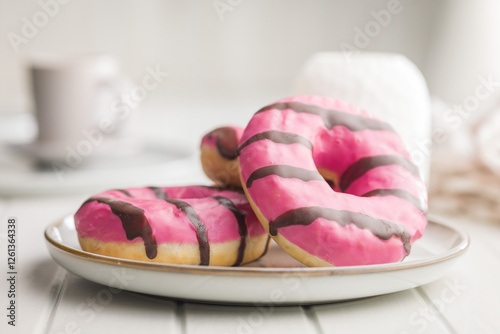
[0,0,499,221]
[0,0,471,114]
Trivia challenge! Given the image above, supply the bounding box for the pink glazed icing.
[74,186,266,265]
[238,95,428,266]
[200,126,245,160]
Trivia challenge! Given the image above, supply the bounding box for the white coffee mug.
[30,54,131,146]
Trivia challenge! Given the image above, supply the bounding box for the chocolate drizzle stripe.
[237,130,312,156]
[258,236,271,260]
[340,155,420,192]
[268,207,411,255]
[113,189,133,197]
[256,101,395,132]
[207,127,239,160]
[361,189,427,213]
[246,165,324,188]
[165,199,210,266]
[148,186,168,200]
[201,185,245,194]
[82,197,158,259]
[212,196,248,266]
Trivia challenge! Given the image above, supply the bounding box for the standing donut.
[237,95,427,267]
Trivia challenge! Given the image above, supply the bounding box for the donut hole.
[317,167,340,191]
[311,127,358,193]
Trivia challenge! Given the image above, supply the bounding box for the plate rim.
[45,213,470,277]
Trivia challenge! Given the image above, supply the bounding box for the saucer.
[10,136,144,165]
[0,140,198,196]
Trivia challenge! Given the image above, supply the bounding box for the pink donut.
[200,126,244,187]
[238,95,428,267]
[74,186,270,266]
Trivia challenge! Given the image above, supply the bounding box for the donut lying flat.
[200,126,243,187]
[75,186,270,266]
[238,95,428,267]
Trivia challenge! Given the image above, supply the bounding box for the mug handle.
[96,73,137,139]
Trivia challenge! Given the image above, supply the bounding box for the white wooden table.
[1,94,500,334]
[1,185,499,334]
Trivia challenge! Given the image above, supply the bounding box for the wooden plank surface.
[184,303,317,334]
[312,289,452,334]
[418,215,500,334]
[0,195,83,333]
[48,273,181,334]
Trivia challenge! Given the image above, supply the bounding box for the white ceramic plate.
[45,214,469,305]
